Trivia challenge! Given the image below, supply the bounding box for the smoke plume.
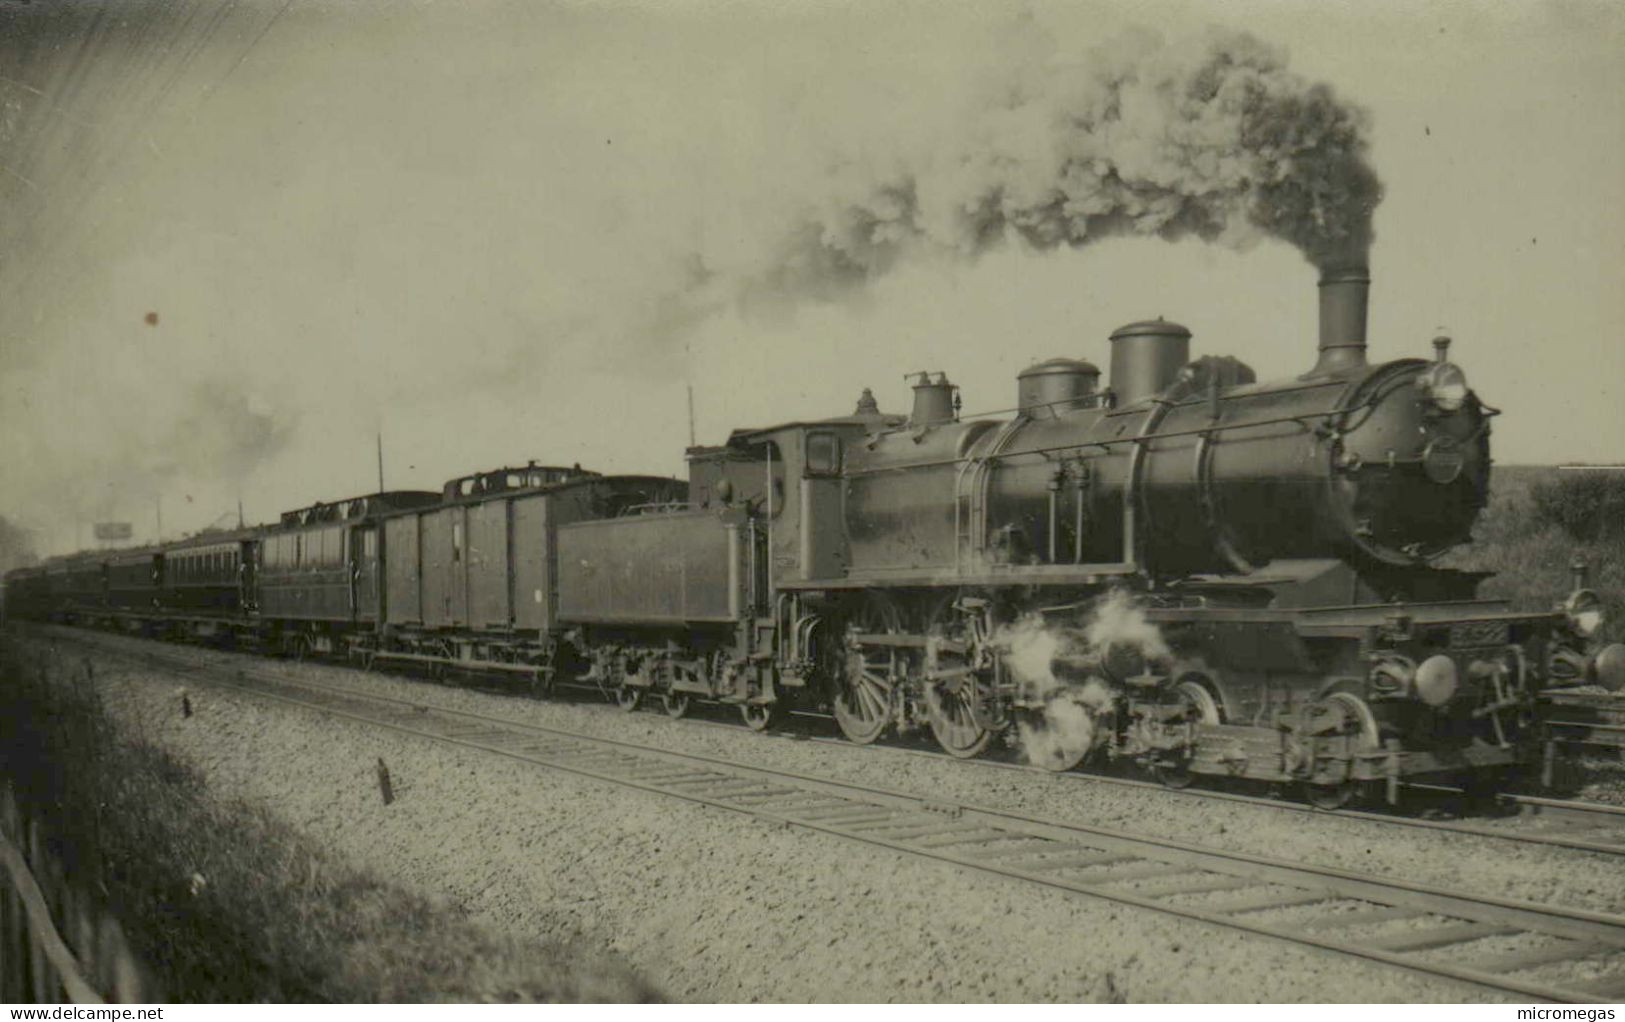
[1001,591,1172,770]
[721,26,1381,308]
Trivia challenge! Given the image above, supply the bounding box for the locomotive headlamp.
[1413,654,1459,707]
[1417,361,1470,413]
[1563,589,1606,638]
[1592,644,1625,693]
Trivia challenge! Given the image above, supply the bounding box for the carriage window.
[363,530,377,557]
[452,521,463,563]
[805,433,841,476]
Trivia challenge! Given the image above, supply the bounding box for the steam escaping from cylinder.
[1000,590,1173,769]
[723,26,1381,307]
[1085,589,1172,665]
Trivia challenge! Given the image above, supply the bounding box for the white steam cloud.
[1000,591,1171,770]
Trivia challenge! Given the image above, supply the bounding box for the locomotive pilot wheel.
[1149,679,1221,789]
[1301,691,1380,810]
[661,690,690,719]
[831,594,902,745]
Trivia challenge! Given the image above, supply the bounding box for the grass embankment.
[0,637,659,1003]
[1441,465,1625,645]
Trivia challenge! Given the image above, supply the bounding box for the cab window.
[805,433,841,477]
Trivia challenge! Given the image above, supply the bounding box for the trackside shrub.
[1530,472,1625,543]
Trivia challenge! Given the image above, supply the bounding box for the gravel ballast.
[39,629,1625,1002]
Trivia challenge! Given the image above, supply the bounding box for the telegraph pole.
[376,432,385,492]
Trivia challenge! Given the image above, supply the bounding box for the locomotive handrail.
[928,374,1348,427]
[850,408,1337,477]
[847,370,1437,479]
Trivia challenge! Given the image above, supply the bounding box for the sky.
[0,0,1621,556]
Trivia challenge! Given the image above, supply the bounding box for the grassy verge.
[0,634,659,1003]
[1441,465,1624,645]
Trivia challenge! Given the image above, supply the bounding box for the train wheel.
[926,683,993,758]
[1150,681,1220,789]
[1299,692,1379,811]
[616,685,643,712]
[831,594,900,745]
[1151,760,1196,789]
[923,595,993,759]
[1303,779,1361,810]
[1018,698,1095,773]
[662,691,690,719]
[741,703,775,731]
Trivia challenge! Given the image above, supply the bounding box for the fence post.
[1,879,13,998]
[26,819,53,1000]
[105,915,143,1004]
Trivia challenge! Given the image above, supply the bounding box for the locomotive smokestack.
[1313,266,1370,375]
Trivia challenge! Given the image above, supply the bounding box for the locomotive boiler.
[843,268,1489,585]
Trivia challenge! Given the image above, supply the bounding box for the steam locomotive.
[6,266,1622,806]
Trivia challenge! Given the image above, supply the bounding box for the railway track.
[31,622,1625,856]
[32,628,1625,1003]
[728,714,1625,858]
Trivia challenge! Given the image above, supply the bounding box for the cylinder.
[1313,266,1370,374]
[1108,319,1191,406]
[1017,358,1100,416]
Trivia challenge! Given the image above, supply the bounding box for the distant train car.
[256,490,439,655]
[1,563,47,621]
[59,554,104,617]
[105,547,162,616]
[365,465,686,683]
[159,529,261,628]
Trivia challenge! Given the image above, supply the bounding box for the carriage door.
[239,540,258,613]
[350,525,379,622]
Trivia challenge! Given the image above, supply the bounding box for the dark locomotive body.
[533,265,1619,801]
[4,265,1621,804]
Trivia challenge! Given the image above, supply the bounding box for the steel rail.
[54,634,1625,1004]
[36,623,1625,856]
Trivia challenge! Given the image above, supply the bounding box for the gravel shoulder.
[45,629,1616,1002]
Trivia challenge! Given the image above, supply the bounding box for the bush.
[1529,472,1625,543]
